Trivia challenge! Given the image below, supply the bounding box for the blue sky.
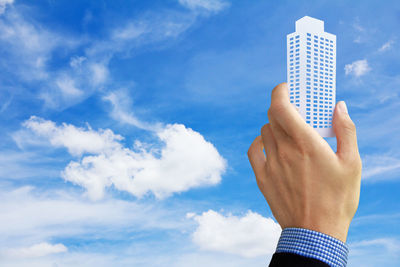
[0,0,399,266]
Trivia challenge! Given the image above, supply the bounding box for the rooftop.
[295,16,324,33]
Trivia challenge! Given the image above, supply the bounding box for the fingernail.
[337,101,348,114]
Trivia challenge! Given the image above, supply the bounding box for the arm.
[247,83,362,266]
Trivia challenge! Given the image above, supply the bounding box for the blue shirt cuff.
[276,227,348,267]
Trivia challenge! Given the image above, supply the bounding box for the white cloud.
[1,2,224,110]
[0,150,60,179]
[0,184,204,266]
[0,9,60,81]
[89,62,109,86]
[352,18,367,43]
[56,76,83,97]
[0,185,187,240]
[344,59,371,77]
[0,185,277,267]
[0,0,13,15]
[103,90,154,130]
[70,56,87,68]
[351,238,400,253]
[63,123,226,200]
[0,94,12,113]
[4,242,67,258]
[103,90,160,131]
[189,210,281,258]
[22,116,123,157]
[112,22,147,41]
[178,0,230,12]
[0,7,92,109]
[378,40,394,52]
[352,20,365,32]
[362,154,400,181]
[348,238,400,267]
[87,10,199,58]
[0,185,186,242]
[21,117,226,200]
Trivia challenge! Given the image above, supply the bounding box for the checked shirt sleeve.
[275,228,349,267]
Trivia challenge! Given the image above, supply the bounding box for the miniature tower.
[287,16,336,137]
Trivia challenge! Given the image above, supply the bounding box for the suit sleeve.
[269,228,349,267]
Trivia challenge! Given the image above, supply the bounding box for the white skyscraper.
[287,16,336,137]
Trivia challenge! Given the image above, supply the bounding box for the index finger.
[268,83,319,141]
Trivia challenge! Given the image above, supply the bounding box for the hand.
[247,83,362,243]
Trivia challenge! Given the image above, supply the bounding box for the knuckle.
[267,108,273,121]
[261,124,268,136]
[295,142,309,156]
[277,146,290,162]
[343,119,356,134]
[269,102,286,117]
[296,138,315,155]
[247,138,258,157]
[255,172,265,185]
[344,154,362,176]
[247,147,252,158]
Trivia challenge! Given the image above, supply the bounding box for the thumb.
[333,101,359,160]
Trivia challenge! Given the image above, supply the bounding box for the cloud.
[178,0,230,12]
[0,150,60,180]
[361,154,400,181]
[348,238,400,267]
[22,116,123,157]
[55,76,83,97]
[89,62,109,86]
[378,40,394,52]
[1,1,229,111]
[0,3,208,110]
[188,210,281,258]
[69,56,87,68]
[0,185,188,241]
[352,17,367,43]
[0,94,12,113]
[103,90,159,131]
[0,7,90,109]
[344,59,371,77]
[0,8,65,81]
[63,123,226,200]
[0,185,276,267]
[352,19,365,33]
[111,22,147,41]
[4,242,67,258]
[21,116,226,200]
[87,10,198,58]
[0,184,206,266]
[0,0,13,15]
[351,238,400,253]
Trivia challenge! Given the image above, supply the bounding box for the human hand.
[247,83,362,243]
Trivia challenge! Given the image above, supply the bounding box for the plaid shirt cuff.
[276,227,348,267]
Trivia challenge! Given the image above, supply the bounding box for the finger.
[268,111,291,143]
[247,136,269,183]
[332,101,359,160]
[268,83,319,141]
[261,123,278,164]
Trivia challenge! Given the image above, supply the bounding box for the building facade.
[287,16,336,137]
